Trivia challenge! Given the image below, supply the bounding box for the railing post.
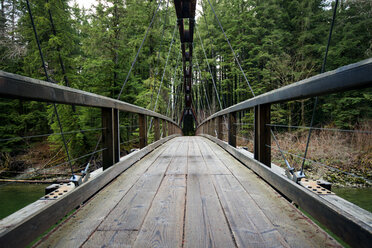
[209,120,212,135]
[254,104,271,167]
[228,112,236,147]
[168,121,172,135]
[217,116,223,140]
[212,118,216,136]
[162,120,166,137]
[154,117,160,141]
[113,109,120,162]
[211,120,214,136]
[139,114,147,148]
[102,108,120,170]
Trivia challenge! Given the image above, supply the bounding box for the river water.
[0,183,46,220]
[0,183,371,220]
[333,187,372,213]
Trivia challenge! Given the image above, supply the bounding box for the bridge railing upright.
[0,70,182,171]
[196,58,372,168]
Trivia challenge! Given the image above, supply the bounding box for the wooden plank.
[102,108,120,169]
[187,137,208,175]
[228,112,236,147]
[139,114,147,148]
[82,230,137,248]
[211,173,289,248]
[154,117,160,141]
[184,140,235,247]
[133,175,186,248]
[0,134,180,248]
[200,134,372,248]
[35,139,176,248]
[96,139,182,232]
[205,139,341,247]
[195,137,231,175]
[217,115,223,140]
[0,70,179,126]
[166,137,189,175]
[255,104,271,167]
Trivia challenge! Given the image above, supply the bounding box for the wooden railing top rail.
[0,70,179,127]
[198,58,372,127]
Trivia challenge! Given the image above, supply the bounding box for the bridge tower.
[174,0,198,135]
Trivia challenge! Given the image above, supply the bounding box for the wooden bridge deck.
[36,137,340,248]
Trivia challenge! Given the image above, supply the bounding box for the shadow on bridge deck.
[35,136,340,248]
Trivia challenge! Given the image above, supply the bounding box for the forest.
[0,0,371,184]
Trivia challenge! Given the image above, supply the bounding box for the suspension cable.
[167,53,181,118]
[267,144,371,184]
[0,128,104,142]
[270,129,293,171]
[149,0,170,109]
[26,0,74,176]
[148,25,178,134]
[117,0,162,100]
[153,24,177,112]
[300,0,339,175]
[46,0,70,88]
[172,62,182,120]
[267,124,371,134]
[196,27,222,110]
[194,55,212,115]
[206,0,255,97]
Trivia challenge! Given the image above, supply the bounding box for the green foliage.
[0,0,370,170]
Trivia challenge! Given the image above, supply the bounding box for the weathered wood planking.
[195,138,231,175]
[205,138,340,247]
[83,230,138,248]
[34,136,344,248]
[0,134,179,248]
[96,139,182,231]
[132,174,186,248]
[187,137,209,175]
[200,134,372,248]
[36,139,176,248]
[166,137,189,175]
[184,138,235,248]
[197,138,289,247]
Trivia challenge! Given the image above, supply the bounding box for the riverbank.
[237,125,371,187]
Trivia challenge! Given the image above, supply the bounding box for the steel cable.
[206,0,255,97]
[196,27,223,110]
[26,0,74,176]
[300,0,339,175]
[0,128,105,142]
[194,55,212,115]
[117,0,163,100]
[149,0,170,109]
[267,124,371,134]
[267,144,371,184]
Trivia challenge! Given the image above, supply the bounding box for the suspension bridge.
[0,0,372,247]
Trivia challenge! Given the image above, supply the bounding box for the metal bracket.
[70,174,82,186]
[42,182,75,200]
[299,178,334,195]
[292,170,306,183]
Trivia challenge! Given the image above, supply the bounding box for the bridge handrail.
[198,58,372,127]
[0,70,178,126]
